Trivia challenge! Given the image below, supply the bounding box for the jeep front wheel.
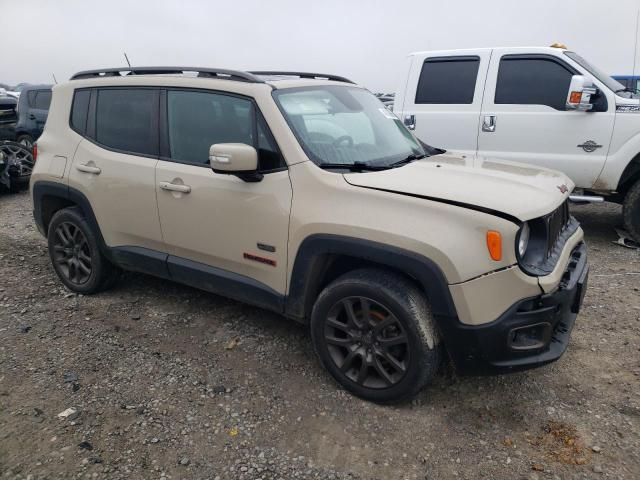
[310,269,441,404]
[623,179,640,243]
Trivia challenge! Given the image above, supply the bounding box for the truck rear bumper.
[440,242,588,375]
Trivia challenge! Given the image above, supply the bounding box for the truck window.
[415,56,480,104]
[495,56,574,110]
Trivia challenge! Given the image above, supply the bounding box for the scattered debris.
[527,421,591,465]
[78,441,93,451]
[57,407,79,420]
[224,337,240,350]
[613,228,639,249]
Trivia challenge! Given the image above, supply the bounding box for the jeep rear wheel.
[623,179,640,243]
[310,269,441,404]
[48,207,119,294]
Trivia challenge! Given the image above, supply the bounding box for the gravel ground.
[0,190,638,480]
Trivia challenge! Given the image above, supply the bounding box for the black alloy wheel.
[51,221,93,286]
[324,296,410,388]
[310,269,441,403]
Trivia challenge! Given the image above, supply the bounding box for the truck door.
[477,50,615,189]
[396,50,491,156]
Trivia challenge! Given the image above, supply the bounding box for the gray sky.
[2,0,640,92]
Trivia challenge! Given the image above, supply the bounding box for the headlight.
[517,222,530,258]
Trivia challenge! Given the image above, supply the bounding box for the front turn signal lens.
[486,230,502,261]
[569,91,582,104]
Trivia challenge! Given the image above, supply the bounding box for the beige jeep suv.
[30,67,588,403]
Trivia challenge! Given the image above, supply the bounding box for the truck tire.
[47,207,119,294]
[310,268,441,404]
[623,179,640,243]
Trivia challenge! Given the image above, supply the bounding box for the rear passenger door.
[155,89,292,297]
[68,87,164,252]
[398,51,491,155]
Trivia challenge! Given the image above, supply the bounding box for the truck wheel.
[310,269,441,404]
[623,179,640,243]
[47,207,119,294]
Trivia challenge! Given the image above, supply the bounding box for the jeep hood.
[343,153,573,222]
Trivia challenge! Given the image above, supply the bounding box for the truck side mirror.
[566,75,597,111]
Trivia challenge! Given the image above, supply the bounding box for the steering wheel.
[333,135,354,147]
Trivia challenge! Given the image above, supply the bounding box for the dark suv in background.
[15,84,52,148]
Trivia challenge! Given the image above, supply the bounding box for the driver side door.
[477,50,615,189]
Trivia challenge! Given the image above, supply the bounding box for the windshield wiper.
[317,161,390,171]
[388,153,428,168]
[615,87,639,94]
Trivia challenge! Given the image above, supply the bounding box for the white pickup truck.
[393,45,640,241]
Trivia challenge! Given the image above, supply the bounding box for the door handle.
[159,181,191,193]
[482,115,497,132]
[404,114,416,130]
[76,163,101,174]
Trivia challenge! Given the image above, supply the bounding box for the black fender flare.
[32,180,111,259]
[285,234,458,324]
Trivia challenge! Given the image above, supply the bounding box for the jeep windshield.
[273,85,427,169]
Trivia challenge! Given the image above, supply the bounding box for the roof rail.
[249,71,355,84]
[70,67,264,83]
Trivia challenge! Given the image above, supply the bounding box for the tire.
[623,179,640,243]
[47,207,119,294]
[310,268,441,404]
[16,135,34,151]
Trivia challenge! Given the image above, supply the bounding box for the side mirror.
[209,143,262,182]
[566,75,597,111]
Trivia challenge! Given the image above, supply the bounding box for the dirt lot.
[0,190,638,480]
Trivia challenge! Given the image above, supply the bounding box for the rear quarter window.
[70,89,91,135]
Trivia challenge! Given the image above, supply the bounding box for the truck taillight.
[32,144,37,162]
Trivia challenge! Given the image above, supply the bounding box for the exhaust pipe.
[569,194,605,204]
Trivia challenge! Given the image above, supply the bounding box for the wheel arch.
[32,181,108,254]
[617,152,640,197]
[285,234,458,325]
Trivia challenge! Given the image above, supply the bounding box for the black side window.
[70,90,91,134]
[27,91,37,108]
[415,57,480,104]
[495,57,574,110]
[257,113,284,171]
[166,90,285,171]
[95,89,158,156]
[34,91,52,110]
